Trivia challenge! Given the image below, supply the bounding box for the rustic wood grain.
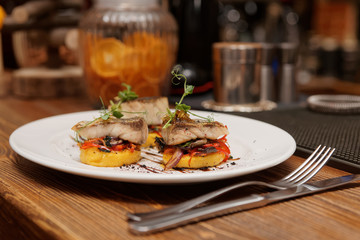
[1,96,360,240]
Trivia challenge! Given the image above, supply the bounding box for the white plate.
[9,110,296,184]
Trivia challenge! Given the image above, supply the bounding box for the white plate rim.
[9,110,296,184]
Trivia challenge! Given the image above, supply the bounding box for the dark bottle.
[168,0,219,95]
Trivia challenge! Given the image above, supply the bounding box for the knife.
[129,174,360,234]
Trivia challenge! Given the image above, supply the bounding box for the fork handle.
[127,180,273,221]
[129,194,268,234]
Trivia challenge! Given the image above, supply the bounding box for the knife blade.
[129,174,360,234]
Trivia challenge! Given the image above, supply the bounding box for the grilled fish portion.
[161,120,229,145]
[120,96,168,125]
[72,117,148,144]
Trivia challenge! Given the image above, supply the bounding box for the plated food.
[72,117,147,167]
[154,67,230,170]
[72,67,231,170]
[111,94,168,148]
[157,111,230,170]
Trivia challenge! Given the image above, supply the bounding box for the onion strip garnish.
[164,148,184,171]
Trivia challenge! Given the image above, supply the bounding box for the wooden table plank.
[1,97,360,240]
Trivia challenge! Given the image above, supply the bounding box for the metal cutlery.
[128,145,335,221]
[129,174,360,234]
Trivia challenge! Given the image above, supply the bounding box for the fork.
[128,145,335,221]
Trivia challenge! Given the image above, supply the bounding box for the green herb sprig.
[97,83,139,121]
[75,83,140,142]
[163,65,214,129]
[108,83,139,116]
[117,83,139,102]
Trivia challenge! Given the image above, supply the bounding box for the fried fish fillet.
[120,96,168,125]
[161,120,229,145]
[71,116,148,144]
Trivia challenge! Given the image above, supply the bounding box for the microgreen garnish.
[74,84,141,142]
[163,65,214,129]
[118,83,138,102]
[99,97,123,121]
[108,83,139,114]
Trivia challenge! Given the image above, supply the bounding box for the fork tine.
[127,146,331,222]
[284,147,334,185]
[295,147,335,185]
[282,145,323,180]
[286,145,328,182]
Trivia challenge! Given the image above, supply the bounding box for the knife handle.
[129,174,360,234]
[127,180,271,221]
[129,194,268,234]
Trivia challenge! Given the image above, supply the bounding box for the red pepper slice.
[80,137,137,152]
[80,137,105,150]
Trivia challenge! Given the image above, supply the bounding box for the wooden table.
[1,96,360,240]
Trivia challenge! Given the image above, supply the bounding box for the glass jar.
[79,0,178,105]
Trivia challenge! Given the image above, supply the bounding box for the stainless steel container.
[278,42,298,103]
[260,43,276,101]
[212,42,262,104]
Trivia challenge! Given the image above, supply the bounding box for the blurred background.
[0,0,359,105]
